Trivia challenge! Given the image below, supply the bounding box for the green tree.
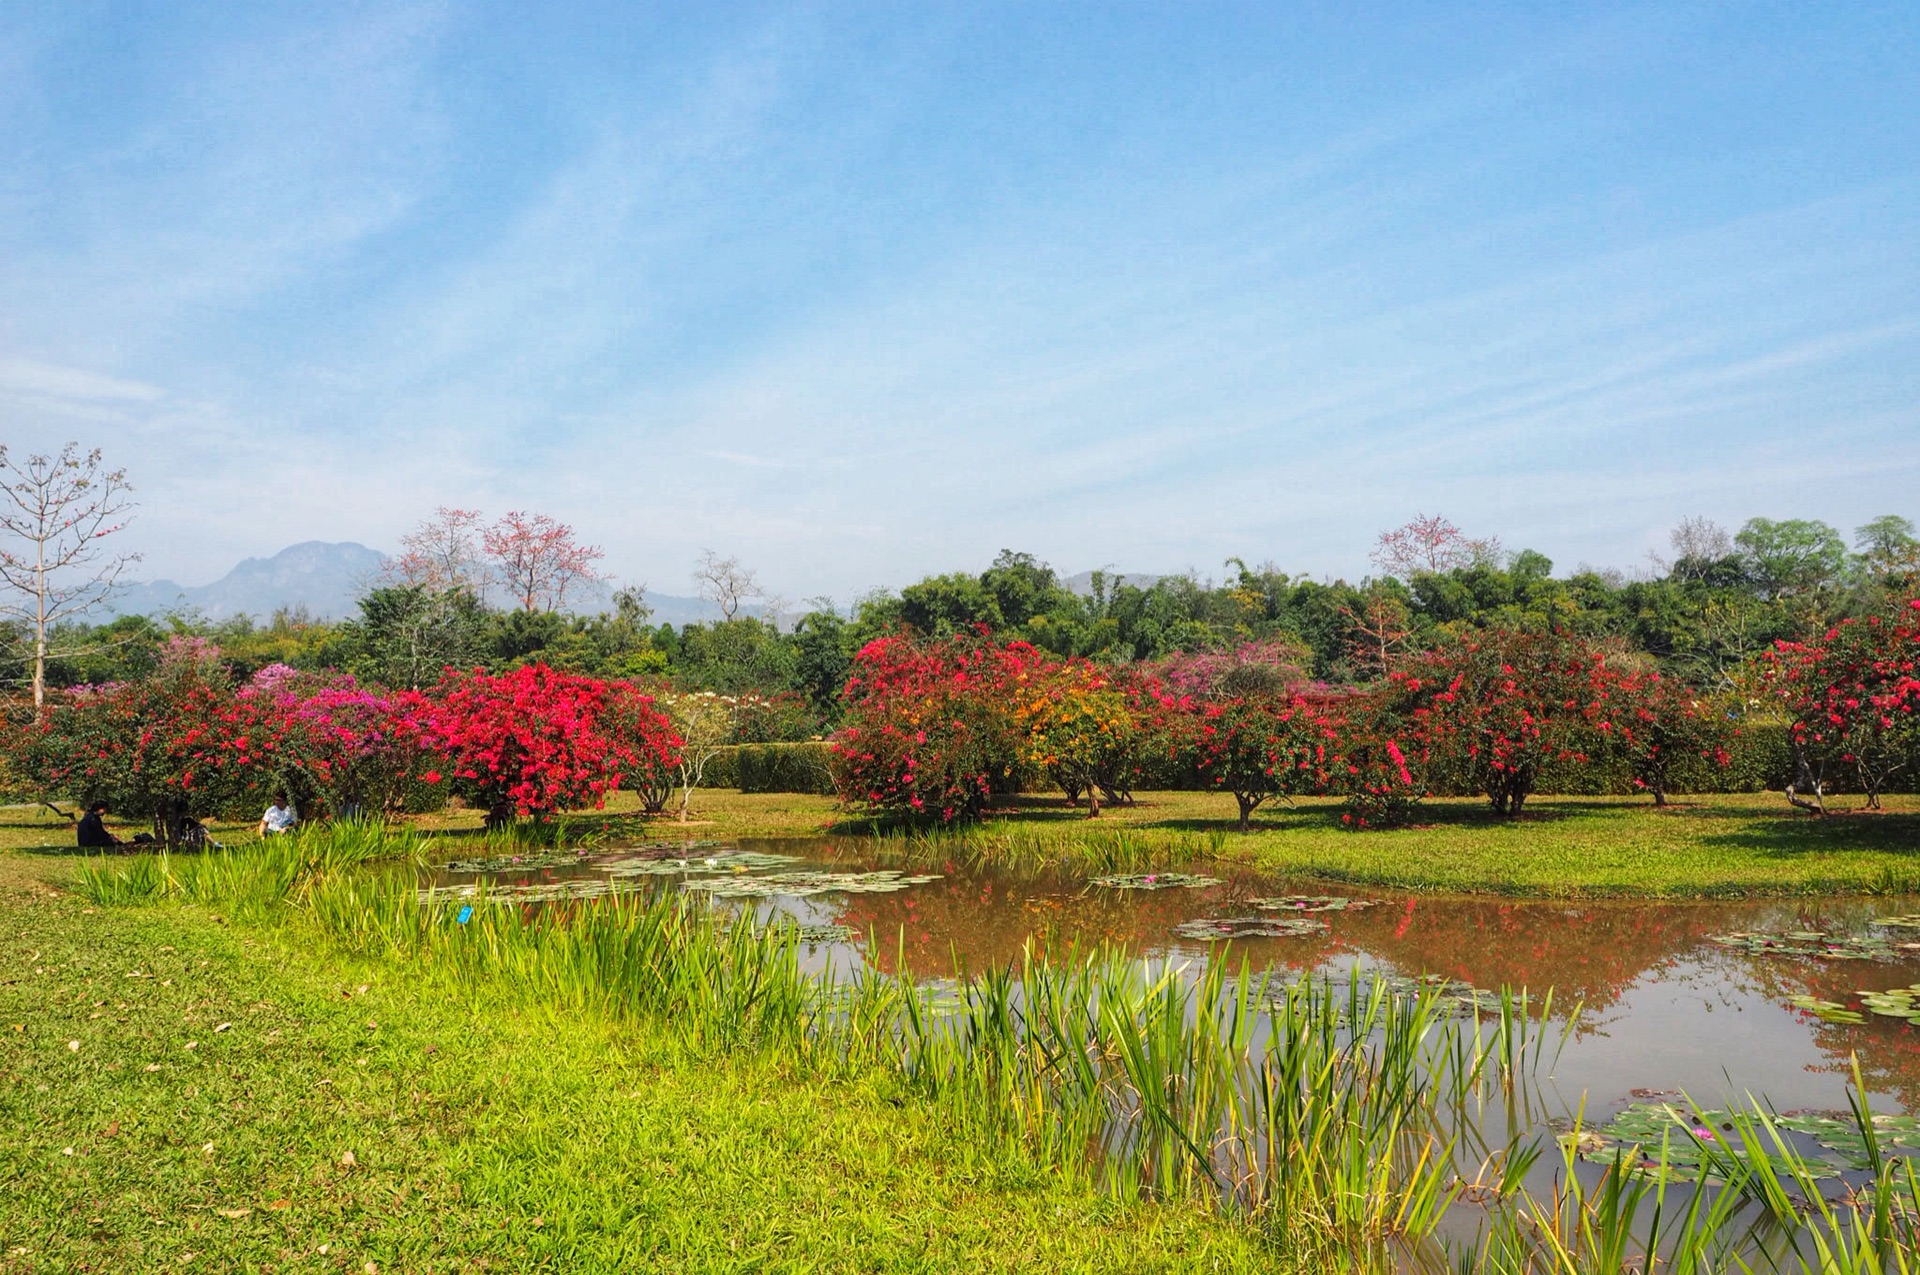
[1734,518,1847,598]
[335,585,489,690]
[1855,515,1920,587]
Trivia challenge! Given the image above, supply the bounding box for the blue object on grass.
[456,905,473,924]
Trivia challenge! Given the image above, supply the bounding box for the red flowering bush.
[1762,600,1920,809]
[1333,697,1426,829]
[415,664,679,823]
[219,665,438,817]
[1388,628,1614,816]
[1189,694,1339,831]
[1588,665,1731,807]
[7,653,256,835]
[830,634,1037,822]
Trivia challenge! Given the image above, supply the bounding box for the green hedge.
[705,742,837,796]
[702,749,739,790]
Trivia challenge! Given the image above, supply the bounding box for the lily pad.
[421,878,641,904]
[1090,872,1223,891]
[1708,931,1898,961]
[1249,895,1378,914]
[787,922,857,944]
[1172,916,1328,941]
[1788,994,1869,1025]
[601,850,801,878]
[1373,974,1512,1018]
[1870,914,1920,930]
[689,870,942,899]
[1572,1102,1847,1181]
[441,848,600,873]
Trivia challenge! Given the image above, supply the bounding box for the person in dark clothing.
[76,801,121,849]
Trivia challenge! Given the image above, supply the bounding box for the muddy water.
[430,836,1920,1121]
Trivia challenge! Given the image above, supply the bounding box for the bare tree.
[1652,516,1735,580]
[1336,590,1414,680]
[1670,516,1733,562]
[694,550,760,621]
[0,443,139,708]
[386,506,487,594]
[483,511,607,612]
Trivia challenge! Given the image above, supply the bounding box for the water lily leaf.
[1173,916,1328,941]
[1869,914,1920,930]
[1248,895,1378,914]
[690,870,941,899]
[788,923,856,944]
[1090,873,1223,891]
[1710,931,1898,961]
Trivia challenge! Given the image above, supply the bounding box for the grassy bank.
[8,786,1919,899]
[0,847,1273,1273]
[12,834,1920,1273]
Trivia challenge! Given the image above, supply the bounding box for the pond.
[424,835,1920,1125]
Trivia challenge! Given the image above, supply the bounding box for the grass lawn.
[924,790,1920,897]
[6,787,1917,902]
[0,845,1277,1273]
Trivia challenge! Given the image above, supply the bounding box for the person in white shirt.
[259,796,298,837]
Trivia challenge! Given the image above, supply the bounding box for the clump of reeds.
[875,823,1229,876]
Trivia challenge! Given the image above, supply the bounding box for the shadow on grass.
[1697,811,1920,859]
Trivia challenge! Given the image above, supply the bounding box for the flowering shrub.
[7,656,255,835]
[1011,659,1159,816]
[1762,600,1920,809]
[831,634,1036,822]
[1333,697,1425,829]
[415,664,678,823]
[227,665,435,817]
[1588,666,1732,806]
[1149,638,1312,701]
[1189,694,1339,831]
[1388,628,1614,816]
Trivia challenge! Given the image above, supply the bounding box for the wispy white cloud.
[0,5,1913,603]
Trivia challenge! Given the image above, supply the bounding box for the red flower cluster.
[1388,629,1630,816]
[1189,694,1340,830]
[831,634,1042,822]
[10,659,682,830]
[1762,601,1920,808]
[412,665,680,822]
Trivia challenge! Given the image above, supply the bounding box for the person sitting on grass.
[76,801,122,850]
[259,795,299,838]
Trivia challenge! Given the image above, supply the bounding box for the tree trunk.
[1086,781,1101,819]
[1235,793,1257,832]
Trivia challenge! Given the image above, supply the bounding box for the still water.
[427,835,1920,1123]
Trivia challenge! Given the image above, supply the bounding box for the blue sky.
[2,2,1915,603]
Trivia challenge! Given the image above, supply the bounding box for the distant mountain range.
[1061,569,1165,595]
[108,541,389,622]
[101,543,1169,626]
[104,541,746,627]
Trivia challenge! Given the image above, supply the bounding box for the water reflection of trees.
[831,864,1341,979]
[1722,943,1920,1113]
[816,843,1920,1103]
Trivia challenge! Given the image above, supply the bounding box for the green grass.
[855,791,1920,897]
[13,833,1920,1273]
[11,786,1920,897]
[0,850,1280,1273]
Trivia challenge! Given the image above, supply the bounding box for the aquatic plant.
[1709,930,1900,961]
[1171,916,1328,941]
[1249,894,1377,913]
[1089,871,1222,890]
